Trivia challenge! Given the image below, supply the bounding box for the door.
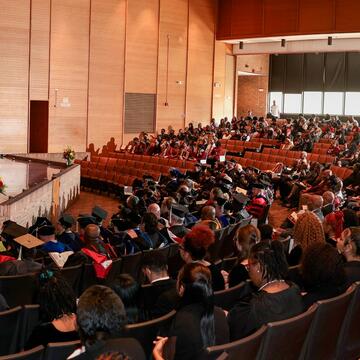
[29,100,49,153]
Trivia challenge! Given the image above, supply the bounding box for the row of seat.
[262,147,335,164]
[330,165,354,180]
[206,282,360,360]
[106,152,196,170]
[219,140,262,153]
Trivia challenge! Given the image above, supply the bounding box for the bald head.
[201,206,216,221]
[322,191,335,205]
[84,224,100,243]
[148,203,160,219]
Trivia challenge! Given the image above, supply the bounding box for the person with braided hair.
[287,211,325,266]
[228,241,304,341]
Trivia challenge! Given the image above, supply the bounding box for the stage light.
[281,39,286,47]
[239,41,244,50]
[328,36,333,46]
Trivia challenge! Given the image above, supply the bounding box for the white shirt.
[271,104,280,117]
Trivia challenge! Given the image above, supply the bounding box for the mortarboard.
[14,234,44,249]
[92,206,108,221]
[232,193,250,207]
[28,217,52,235]
[77,215,97,229]
[171,204,189,219]
[215,197,227,207]
[38,225,56,237]
[1,222,28,239]
[253,183,265,190]
[58,214,75,228]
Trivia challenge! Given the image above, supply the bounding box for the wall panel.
[0,0,30,153]
[264,0,298,36]
[224,55,235,120]
[88,0,126,148]
[335,0,360,32]
[125,0,159,94]
[30,0,50,101]
[156,0,188,132]
[299,0,334,33]
[48,0,90,152]
[212,42,226,122]
[186,0,216,125]
[231,0,263,37]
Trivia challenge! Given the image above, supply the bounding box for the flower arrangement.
[63,146,76,166]
[0,177,6,195]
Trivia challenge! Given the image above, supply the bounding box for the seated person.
[228,225,260,288]
[337,227,360,287]
[141,252,180,318]
[245,183,269,220]
[301,243,346,308]
[57,214,83,252]
[39,225,72,253]
[180,225,225,291]
[322,191,335,217]
[25,270,78,349]
[228,241,304,340]
[198,206,222,231]
[322,211,344,246]
[167,263,229,360]
[258,224,273,244]
[70,285,145,359]
[110,274,145,324]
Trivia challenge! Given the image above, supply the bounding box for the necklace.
[258,279,286,292]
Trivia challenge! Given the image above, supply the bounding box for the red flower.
[0,181,3,188]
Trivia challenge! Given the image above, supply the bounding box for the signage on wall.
[60,97,71,108]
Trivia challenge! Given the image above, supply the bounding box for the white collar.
[151,276,170,284]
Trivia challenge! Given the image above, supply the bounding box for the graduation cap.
[14,233,44,249]
[171,204,189,219]
[1,222,28,239]
[232,193,250,209]
[92,206,108,221]
[77,215,97,229]
[38,225,56,237]
[28,217,52,236]
[58,214,75,228]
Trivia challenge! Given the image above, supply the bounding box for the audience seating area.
[205,283,360,360]
[75,153,196,189]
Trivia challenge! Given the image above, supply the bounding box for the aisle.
[67,191,119,226]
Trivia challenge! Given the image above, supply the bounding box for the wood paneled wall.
[88,0,126,148]
[1,0,228,153]
[0,1,30,153]
[186,0,216,126]
[218,0,360,40]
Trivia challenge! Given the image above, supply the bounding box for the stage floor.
[0,157,62,202]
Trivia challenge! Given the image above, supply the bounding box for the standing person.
[270,100,280,118]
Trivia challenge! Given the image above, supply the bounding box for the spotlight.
[328,36,333,46]
[281,39,286,47]
[239,41,244,50]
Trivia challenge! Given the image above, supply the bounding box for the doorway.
[29,100,49,153]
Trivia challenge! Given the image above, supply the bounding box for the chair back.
[0,306,23,356]
[124,310,176,357]
[214,281,252,311]
[121,252,143,280]
[257,304,318,360]
[0,345,44,360]
[300,288,355,360]
[336,282,360,359]
[18,305,40,351]
[44,340,81,360]
[205,325,267,360]
[105,258,123,284]
[0,274,38,307]
[80,263,98,293]
[60,264,83,296]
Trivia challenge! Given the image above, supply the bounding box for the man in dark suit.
[141,252,180,318]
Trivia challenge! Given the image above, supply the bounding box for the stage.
[0,154,81,227]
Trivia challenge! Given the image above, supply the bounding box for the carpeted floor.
[68,191,291,230]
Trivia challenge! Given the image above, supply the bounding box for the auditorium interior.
[1,0,360,359]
